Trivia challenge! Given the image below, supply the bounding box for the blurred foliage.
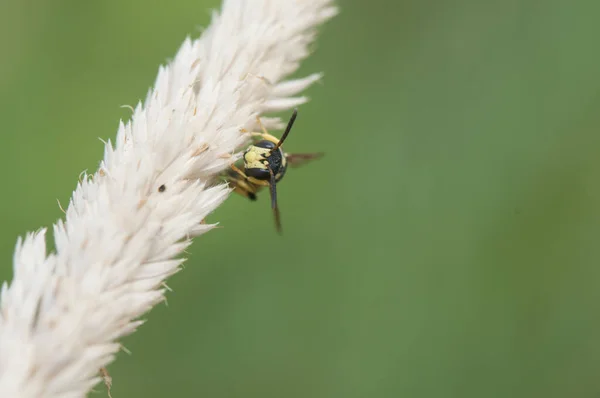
[2,0,600,397]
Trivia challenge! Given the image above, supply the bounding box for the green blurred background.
[3,0,600,396]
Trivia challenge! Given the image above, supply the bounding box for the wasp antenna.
[268,168,283,234]
[273,108,298,152]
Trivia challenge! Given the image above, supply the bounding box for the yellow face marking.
[244,146,271,170]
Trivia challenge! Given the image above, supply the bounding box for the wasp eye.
[246,167,270,180]
[255,140,276,150]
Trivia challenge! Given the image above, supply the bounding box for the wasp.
[226,109,322,234]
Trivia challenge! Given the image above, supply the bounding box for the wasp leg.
[247,131,281,144]
[249,116,281,143]
[231,183,257,201]
[228,165,259,200]
[256,115,270,136]
[230,164,247,179]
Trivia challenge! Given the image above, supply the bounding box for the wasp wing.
[286,152,324,168]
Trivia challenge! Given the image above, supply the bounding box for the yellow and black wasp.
[226,109,322,234]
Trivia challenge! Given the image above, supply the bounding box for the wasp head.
[243,140,286,181]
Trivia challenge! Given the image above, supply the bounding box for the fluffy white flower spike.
[0,0,337,397]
